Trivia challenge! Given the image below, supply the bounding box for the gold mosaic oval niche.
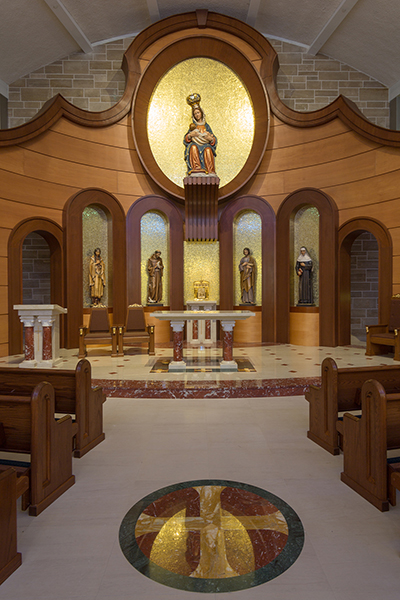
[147,58,255,189]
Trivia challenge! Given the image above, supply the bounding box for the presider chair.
[366,296,400,361]
[118,305,155,356]
[79,307,118,358]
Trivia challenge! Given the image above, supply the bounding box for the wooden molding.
[276,188,338,347]
[184,176,219,241]
[338,218,393,345]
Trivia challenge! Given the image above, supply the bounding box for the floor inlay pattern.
[119,479,304,593]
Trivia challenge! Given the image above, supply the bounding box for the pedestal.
[169,321,186,371]
[220,320,238,371]
[186,301,217,347]
[14,304,67,368]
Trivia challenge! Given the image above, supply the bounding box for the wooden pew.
[0,468,29,585]
[340,379,400,511]
[0,381,75,516]
[0,359,106,458]
[305,357,400,455]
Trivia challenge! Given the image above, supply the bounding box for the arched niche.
[126,196,184,309]
[140,211,170,306]
[276,188,338,347]
[233,211,262,306]
[82,205,112,308]
[219,195,275,342]
[8,218,63,355]
[338,218,392,346]
[63,188,126,349]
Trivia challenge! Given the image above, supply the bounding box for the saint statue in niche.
[89,247,106,306]
[296,246,314,305]
[239,247,256,305]
[184,93,217,176]
[147,250,164,304]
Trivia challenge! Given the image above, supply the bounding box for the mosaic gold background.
[184,242,219,305]
[291,206,319,306]
[141,211,169,306]
[233,211,262,306]
[147,58,255,188]
[82,205,112,307]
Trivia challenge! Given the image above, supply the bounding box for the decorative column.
[19,317,35,363]
[37,317,55,362]
[169,321,186,371]
[220,320,238,371]
[192,320,199,340]
[205,320,211,340]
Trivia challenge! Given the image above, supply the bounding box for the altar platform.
[0,341,396,399]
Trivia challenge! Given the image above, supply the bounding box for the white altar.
[152,310,255,371]
[14,304,67,368]
[185,300,217,346]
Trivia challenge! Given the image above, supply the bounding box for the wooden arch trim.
[63,188,127,349]
[126,196,184,310]
[1,10,399,148]
[276,188,338,347]
[219,195,276,342]
[132,35,269,202]
[338,218,392,346]
[8,218,63,355]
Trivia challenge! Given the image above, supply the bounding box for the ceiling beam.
[246,0,261,28]
[0,80,9,99]
[146,0,160,23]
[306,0,360,57]
[43,0,93,53]
[389,81,400,102]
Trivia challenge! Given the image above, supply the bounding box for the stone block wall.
[22,232,51,305]
[350,232,379,342]
[269,40,389,128]
[6,37,389,129]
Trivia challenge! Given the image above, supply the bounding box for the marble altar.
[152,310,255,371]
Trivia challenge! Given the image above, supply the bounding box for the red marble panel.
[223,330,233,361]
[24,326,34,361]
[173,330,183,361]
[192,320,198,339]
[205,320,211,339]
[42,326,52,361]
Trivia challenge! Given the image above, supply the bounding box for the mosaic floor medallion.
[119,479,304,593]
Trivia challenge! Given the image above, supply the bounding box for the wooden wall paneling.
[63,189,126,349]
[268,116,351,149]
[233,309,262,343]
[0,257,7,282]
[337,218,392,345]
[0,171,77,215]
[289,309,319,346]
[338,198,400,227]
[0,315,8,346]
[7,218,63,355]
[126,195,184,311]
[50,116,135,149]
[276,188,338,347]
[260,130,379,175]
[219,195,276,343]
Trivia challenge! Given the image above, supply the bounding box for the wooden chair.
[0,468,29,585]
[118,305,155,356]
[366,296,400,361]
[79,307,118,358]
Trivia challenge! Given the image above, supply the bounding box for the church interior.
[1,1,400,597]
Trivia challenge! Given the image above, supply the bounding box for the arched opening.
[219,195,275,343]
[22,232,51,305]
[276,188,338,347]
[140,211,169,306]
[8,219,63,355]
[63,188,126,349]
[350,232,379,345]
[338,218,392,346]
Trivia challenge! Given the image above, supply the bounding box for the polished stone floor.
[1,343,400,599]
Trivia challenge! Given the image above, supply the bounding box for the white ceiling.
[1,0,399,100]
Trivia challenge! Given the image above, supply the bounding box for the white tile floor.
[1,344,400,599]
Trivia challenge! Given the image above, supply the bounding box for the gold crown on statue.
[186,93,201,108]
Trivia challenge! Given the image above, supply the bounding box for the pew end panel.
[340,380,400,511]
[0,468,29,585]
[0,382,75,516]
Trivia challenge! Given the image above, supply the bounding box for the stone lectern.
[14,304,67,368]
